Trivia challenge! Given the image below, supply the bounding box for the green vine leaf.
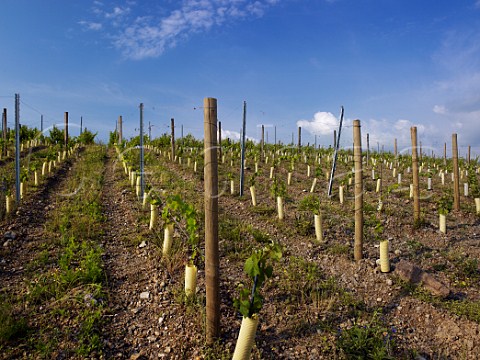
[234,242,282,318]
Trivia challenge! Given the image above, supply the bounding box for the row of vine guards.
[126,95,476,350]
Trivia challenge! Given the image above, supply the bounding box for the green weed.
[280,256,347,316]
[327,244,350,256]
[298,194,321,214]
[219,217,252,259]
[79,242,104,284]
[76,308,103,356]
[246,225,270,244]
[411,286,480,323]
[0,296,29,343]
[203,340,232,360]
[336,311,395,360]
[294,212,314,236]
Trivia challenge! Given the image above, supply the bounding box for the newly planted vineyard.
[1,116,480,358]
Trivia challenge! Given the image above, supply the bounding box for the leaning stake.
[327,106,344,198]
[353,119,363,261]
[204,97,220,344]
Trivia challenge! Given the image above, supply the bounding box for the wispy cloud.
[433,104,447,114]
[429,25,480,147]
[363,118,429,152]
[105,6,130,19]
[81,0,280,60]
[78,20,103,31]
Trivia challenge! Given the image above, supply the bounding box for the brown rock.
[395,260,450,297]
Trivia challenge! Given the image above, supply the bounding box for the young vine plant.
[234,242,282,318]
[161,194,200,264]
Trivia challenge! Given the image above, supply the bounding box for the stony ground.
[1,145,480,359]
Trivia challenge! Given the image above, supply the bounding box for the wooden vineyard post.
[411,127,421,224]
[171,118,175,162]
[468,145,471,165]
[353,120,363,261]
[443,142,447,166]
[394,138,398,159]
[118,115,123,144]
[204,97,220,345]
[452,133,460,211]
[64,112,69,149]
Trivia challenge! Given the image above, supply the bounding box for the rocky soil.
[2,146,480,359]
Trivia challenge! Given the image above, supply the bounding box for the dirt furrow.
[0,155,77,288]
[0,152,84,359]
[101,150,206,359]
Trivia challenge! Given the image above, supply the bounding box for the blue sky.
[1,0,480,157]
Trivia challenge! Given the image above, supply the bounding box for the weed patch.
[336,311,396,359]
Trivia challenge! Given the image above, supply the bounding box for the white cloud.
[296,110,450,153]
[296,112,339,135]
[105,6,130,19]
[84,0,280,60]
[221,129,241,141]
[313,116,431,153]
[247,1,268,17]
[358,117,437,155]
[78,20,103,31]
[433,104,447,114]
[220,129,257,143]
[393,119,413,132]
